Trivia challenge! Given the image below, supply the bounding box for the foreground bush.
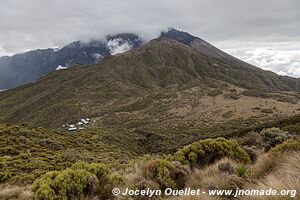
[142,159,188,189]
[171,138,250,167]
[32,162,121,200]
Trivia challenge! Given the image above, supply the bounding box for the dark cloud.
[0,0,299,76]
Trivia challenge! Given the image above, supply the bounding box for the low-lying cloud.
[227,48,300,77]
[107,38,133,55]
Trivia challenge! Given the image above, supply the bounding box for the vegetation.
[31,162,120,200]
[207,89,222,97]
[236,164,250,178]
[0,122,299,199]
[0,123,144,184]
[142,159,188,189]
[243,152,300,200]
[260,127,287,149]
[271,139,300,154]
[171,138,250,167]
[241,90,272,98]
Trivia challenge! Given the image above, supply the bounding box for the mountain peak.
[160,28,198,45]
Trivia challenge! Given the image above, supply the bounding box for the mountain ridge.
[0,33,142,90]
[1,28,299,91]
[1,34,300,130]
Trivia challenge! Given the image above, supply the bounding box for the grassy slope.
[0,123,146,184]
[1,114,300,185]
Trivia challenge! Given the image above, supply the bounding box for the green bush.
[32,162,121,200]
[271,140,300,154]
[142,159,188,189]
[260,127,287,149]
[171,138,250,167]
[0,172,15,183]
[236,165,250,178]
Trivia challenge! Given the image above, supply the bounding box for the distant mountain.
[1,30,300,129]
[0,33,142,90]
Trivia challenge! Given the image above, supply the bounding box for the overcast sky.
[0,0,300,77]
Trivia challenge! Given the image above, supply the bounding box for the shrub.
[241,131,263,147]
[243,146,258,163]
[32,171,59,200]
[32,162,120,200]
[218,161,235,174]
[271,140,300,154]
[236,165,250,178]
[171,138,250,168]
[63,148,78,162]
[0,172,15,183]
[260,127,287,150]
[207,89,222,97]
[132,178,161,200]
[142,159,188,189]
[241,90,271,98]
[260,108,273,114]
[223,92,240,100]
[282,125,300,136]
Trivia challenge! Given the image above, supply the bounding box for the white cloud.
[288,65,300,76]
[0,0,299,56]
[0,47,11,57]
[92,53,104,63]
[107,38,133,55]
[227,48,300,77]
[56,65,67,70]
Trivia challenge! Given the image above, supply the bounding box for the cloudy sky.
[0,0,300,77]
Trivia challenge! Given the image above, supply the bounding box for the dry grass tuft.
[186,158,242,189]
[243,152,300,200]
[163,158,241,200]
[250,153,278,178]
[0,185,31,200]
[165,153,299,200]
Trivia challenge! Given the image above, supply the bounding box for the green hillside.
[0,114,300,199]
[0,38,300,130]
[1,113,300,184]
